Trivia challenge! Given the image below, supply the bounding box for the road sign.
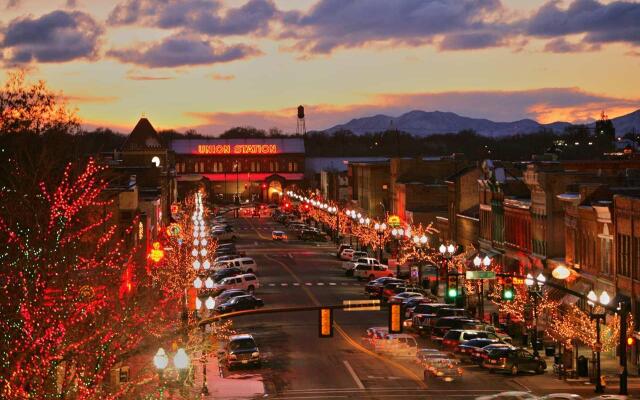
[465,271,496,280]
[343,299,380,311]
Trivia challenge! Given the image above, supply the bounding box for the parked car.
[212,267,243,283]
[222,334,261,369]
[272,230,287,240]
[431,317,480,343]
[470,343,514,365]
[342,250,368,262]
[342,257,381,271]
[410,303,452,333]
[373,333,418,357]
[403,297,434,319]
[217,257,258,274]
[300,229,327,242]
[483,348,546,375]
[365,277,405,298]
[353,264,395,281]
[455,338,501,362]
[214,254,240,263]
[212,229,237,242]
[441,330,503,351]
[215,295,264,313]
[212,289,248,309]
[213,273,259,294]
[388,292,424,304]
[337,244,353,259]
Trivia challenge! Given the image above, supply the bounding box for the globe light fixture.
[587,290,598,306]
[201,239,208,246]
[153,348,169,370]
[365,218,370,225]
[193,277,202,289]
[599,291,610,306]
[193,239,199,246]
[203,260,211,270]
[447,244,455,254]
[473,256,482,267]
[174,348,190,370]
[439,244,446,254]
[200,249,207,256]
[483,256,491,267]
[525,273,534,287]
[205,277,214,289]
[192,260,201,270]
[205,296,215,310]
[536,273,546,286]
[551,264,571,280]
[420,235,428,245]
[191,249,198,257]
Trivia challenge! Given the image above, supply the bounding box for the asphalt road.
[218,214,634,399]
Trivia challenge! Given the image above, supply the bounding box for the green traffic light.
[503,289,514,300]
[448,288,457,298]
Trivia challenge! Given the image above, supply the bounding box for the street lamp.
[374,222,387,262]
[154,348,169,378]
[391,228,405,276]
[472,255,492,321]
[525,273,546,356]
[587,289,610,394]
[439,242,455,297]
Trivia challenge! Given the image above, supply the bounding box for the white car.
[353,264,395,281]
[213,274,259,293]
[342,257,381,271]
[340,248,355,261]
[212,230,237,242]
[215,257,258,274]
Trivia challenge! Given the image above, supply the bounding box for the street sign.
[387,215,401,227]
[343,299,380,311]
[465,271,496,280]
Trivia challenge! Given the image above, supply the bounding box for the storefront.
[171,138,305,203]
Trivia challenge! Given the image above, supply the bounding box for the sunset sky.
[1,0,639,134]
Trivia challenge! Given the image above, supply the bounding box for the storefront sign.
[387,215,401,227]
[196,144,279,155]
[465,271,496,280]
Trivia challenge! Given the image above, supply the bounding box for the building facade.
[171,138,305,203]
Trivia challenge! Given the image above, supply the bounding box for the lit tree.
[0,159,183,398]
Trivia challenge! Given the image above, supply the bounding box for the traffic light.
[627,337,635,347]
[447,274,458,299]
[319,308,333,337]
[502,276,514,301]
[389,303,402,333]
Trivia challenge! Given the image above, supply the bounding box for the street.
[207,215,636,399]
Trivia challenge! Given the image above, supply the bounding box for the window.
[617,233,631,277]
[288,161,298,172]
[212,161,223,172]
[600,237,611,275]
[245,275,256,281]
[269,161,278,172]
[242,260,253,265]
[250,161,261,172]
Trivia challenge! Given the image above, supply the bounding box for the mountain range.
[324,109,640,137]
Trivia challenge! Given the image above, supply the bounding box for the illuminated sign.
[149,241,165,263]
[196,144,279,155]
[387,215,401,227]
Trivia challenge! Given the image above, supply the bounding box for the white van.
[219,257,258,274]
[213,273,259,293]
[374,333,418,357]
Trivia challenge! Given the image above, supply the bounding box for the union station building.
[171,137,305,203]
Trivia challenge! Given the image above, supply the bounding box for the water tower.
[297,105,306,135]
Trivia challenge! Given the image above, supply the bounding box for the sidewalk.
[192,355,265,399]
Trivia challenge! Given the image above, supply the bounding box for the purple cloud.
[108,0,277,36]
[1,10,102,64]
[527,0,640,45]
[543,37,600,53]
[439,31,506,50]
[107,36,261,68]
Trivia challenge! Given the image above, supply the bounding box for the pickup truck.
[353,264,395,281]
[342,257,380,271]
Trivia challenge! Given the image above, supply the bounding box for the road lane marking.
[293,283,300,286]
[268,283,276,287]
[305,283,312,286]
[342,360,365,390]
[264,255,428,390]
[281,283,288,286]
[329,283,336,286]
[317,282,324,286]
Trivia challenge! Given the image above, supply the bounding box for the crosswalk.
[264,282,364,287]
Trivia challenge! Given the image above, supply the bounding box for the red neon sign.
[197,144,279,155]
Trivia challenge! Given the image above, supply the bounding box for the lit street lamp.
[439,242,456,297]
[472,254,492,321]
[587,289,610,394]
[391,228,405,276]
[524,273,546,357]
[374,222,387,262]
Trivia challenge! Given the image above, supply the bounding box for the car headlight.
[251,352,260,358]
[436,371,444,377]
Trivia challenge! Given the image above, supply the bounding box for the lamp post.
[391,227,404,277]
[374,222,387,262]
[439,243,455,298]
[412,234,428,287]
[587,289,610,394]
[524,273,546,357]
[472,255,492,321]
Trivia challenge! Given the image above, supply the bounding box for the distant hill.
[325,109,640,137]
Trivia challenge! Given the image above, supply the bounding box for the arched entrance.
[268,180,282,203]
